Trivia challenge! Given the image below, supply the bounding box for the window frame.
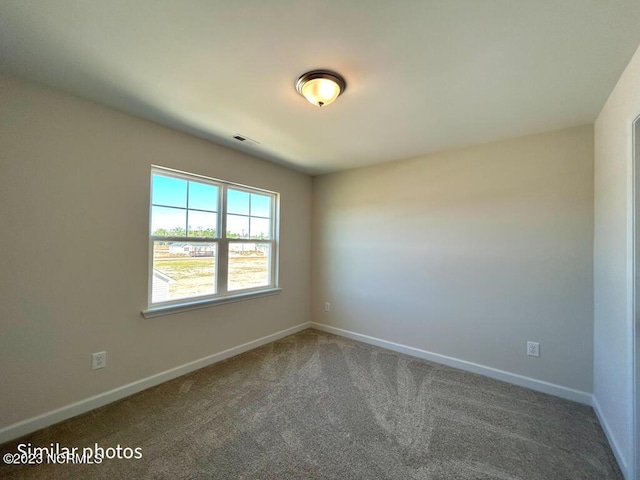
[143,166,280,318]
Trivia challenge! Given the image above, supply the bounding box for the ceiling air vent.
[232,134,260,146]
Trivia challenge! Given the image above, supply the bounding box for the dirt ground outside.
[153,249,269,300]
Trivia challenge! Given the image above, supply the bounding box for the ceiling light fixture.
[295,70,346,107]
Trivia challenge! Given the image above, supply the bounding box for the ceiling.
[1,1,640,175]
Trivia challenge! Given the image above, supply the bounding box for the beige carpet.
[0,329,623,479]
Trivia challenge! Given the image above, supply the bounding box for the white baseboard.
[592,396,631,480]
[311,322,593,406]
[0,322,311,445]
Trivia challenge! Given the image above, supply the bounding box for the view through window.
[149,167,278,306]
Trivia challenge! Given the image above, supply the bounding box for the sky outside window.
[152,174,219,236]
[152,175,187,207]
[188,181,218,211]
[250,193,271,217]
[226,189,272,239]
[227,189,250,215]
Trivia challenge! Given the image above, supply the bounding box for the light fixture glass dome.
[296,71,346,107]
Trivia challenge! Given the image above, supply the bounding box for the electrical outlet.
[92,351,107,370]
[526,341,540,357]
[324,302,331,312]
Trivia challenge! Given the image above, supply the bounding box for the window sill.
[141,288,282,318]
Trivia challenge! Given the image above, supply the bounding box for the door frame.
[632,113,639,480]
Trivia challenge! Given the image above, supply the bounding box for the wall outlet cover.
[92,351,107,370]
[527,341,540,357]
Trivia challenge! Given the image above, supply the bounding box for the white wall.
[0,74,312,431]
[312,125,594,394]
[594,44,640,480]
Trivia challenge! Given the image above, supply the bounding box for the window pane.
[226,214,249,238]
[250,217,271,240]
[152,241,216,302]
[151,206,186,237]
[188,211,217,237]
[227,189,250,215]
[250,193,271,218]
[152,174,187,208]
[228,243,270,292]
[188,181,218,212]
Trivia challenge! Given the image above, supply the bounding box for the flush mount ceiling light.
[295,70,346,107]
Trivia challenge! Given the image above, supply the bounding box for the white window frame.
[142,166,280,318]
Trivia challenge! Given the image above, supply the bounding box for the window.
[144,166,279,316]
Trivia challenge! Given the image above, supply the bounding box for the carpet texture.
[0,329,623,479]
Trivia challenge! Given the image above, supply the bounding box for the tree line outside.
[152,227,268,240]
